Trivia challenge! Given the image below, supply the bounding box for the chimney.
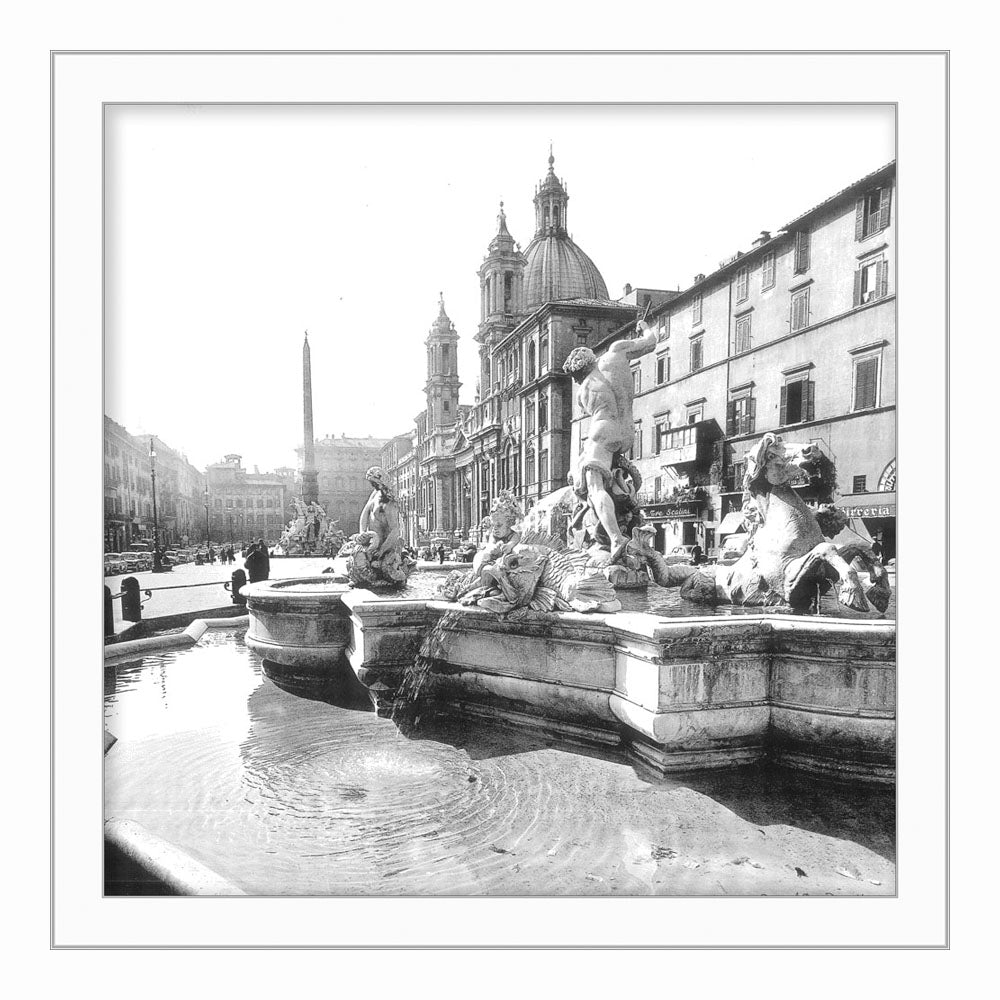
[694,274,705,284]
[752,230,771,247]
[624,283,633,296]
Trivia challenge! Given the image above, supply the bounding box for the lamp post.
[204,487,210,548]
[150,437,163,572]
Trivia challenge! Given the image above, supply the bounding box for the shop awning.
[840,491,895,518]
[717,511,746,536]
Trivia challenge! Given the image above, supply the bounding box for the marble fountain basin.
[242,577,895,783]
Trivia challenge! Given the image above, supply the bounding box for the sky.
[105,104,894,473]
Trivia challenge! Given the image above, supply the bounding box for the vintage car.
[664,544,699,566]
[104,553,125,576]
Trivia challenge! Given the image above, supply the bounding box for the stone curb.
[103,615,249,662]
[104,818,245,896]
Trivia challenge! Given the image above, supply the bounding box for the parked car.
[104,553,125,576]
[716,532,750,566]
[664,544,699,566]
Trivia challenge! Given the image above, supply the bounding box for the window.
[525,448,536,485]
[735,267,749,303]
[790,287,810,332]
[727,393,756,436]
[654,420,671,453]
[780,376,815,426]
[653,476,662,500]
[538,395,548,431]
[631,366,641,393]
[852,354,880,411]
[525,400,535,434]
[630,422,643,460]
[539,333,549,371]
[854,257,889,305]
[690,336,704,372]
[656,352,670,385]
[443,400,450,413]
[687,406,703,424]
[856,184,892,240]
[734,314,752,353]
[442,344,449,364]
[527,342,536,380]
[761,252,776,290]
[539,450,549,486]
[852,475,867,494]
[692,295,703,325]
[794,230,810,274]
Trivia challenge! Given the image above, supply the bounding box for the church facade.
[382,152,658,547]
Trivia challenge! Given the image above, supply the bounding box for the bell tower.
[476,200,526,396]
[425,293,461,430]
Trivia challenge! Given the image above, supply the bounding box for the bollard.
[104,585,115,638]
[121,577,142,622]
[231,569,247,607]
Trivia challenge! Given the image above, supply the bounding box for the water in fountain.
[391,609,466,728]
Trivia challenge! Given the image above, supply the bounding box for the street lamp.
[204,487,210,547]
[149,437,163,572]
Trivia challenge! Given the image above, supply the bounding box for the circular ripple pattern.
[104,628,896,896]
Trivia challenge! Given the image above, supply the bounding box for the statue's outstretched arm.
[607,321,658,359]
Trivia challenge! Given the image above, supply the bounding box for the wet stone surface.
[104,628,895,896]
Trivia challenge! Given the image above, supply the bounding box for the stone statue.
[338,467,415,589]
[279,496,334,556]
[563,316,658,565]
[440,490,621,615]
[674,433,890,616]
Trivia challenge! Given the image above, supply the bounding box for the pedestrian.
[437,543,446,564]
[257,538,270,580]
[871,537,884,564]
[244,541,267,583]
[208,545,216,564]
[690,542,703,566]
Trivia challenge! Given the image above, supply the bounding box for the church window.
[504,272,513,312]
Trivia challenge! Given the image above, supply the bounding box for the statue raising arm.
[606,316,658,360]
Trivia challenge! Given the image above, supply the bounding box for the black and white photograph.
[101,102,898,898]
[39,47,954,953]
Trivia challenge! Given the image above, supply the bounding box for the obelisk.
[301,331,319,504]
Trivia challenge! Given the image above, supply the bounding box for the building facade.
[104,416,206,551]
[573,161,897,560]
[205,454,288,547]
[300,434,390,535]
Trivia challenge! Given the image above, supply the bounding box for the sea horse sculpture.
[338,467,415,589]
[668,434,890,615]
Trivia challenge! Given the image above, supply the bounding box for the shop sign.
[842,504,895,518]
[642,499,705,519]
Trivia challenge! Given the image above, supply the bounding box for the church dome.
[522,149,609,310]
[522,234,609,310]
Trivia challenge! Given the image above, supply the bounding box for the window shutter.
[795,230,810,273]
[853,268,863,307]
[749,395,756,435]
[779,384,788,426]
[726,400,736,436]
[878,184,892,229]
[876,260,889,298]
[854,357,878,410]
[855,197,865,241]
[806,380,815,422]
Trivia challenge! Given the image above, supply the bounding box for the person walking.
[690,542,703,566]
[437,543,446,565]
[870,538,884,565]
[208,545,216,565]
[257,538,270,580]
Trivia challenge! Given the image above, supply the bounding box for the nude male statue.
[563,315,658,562]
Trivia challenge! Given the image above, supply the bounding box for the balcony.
[657,420,717,470]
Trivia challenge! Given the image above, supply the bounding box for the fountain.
[244,316,895,782]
